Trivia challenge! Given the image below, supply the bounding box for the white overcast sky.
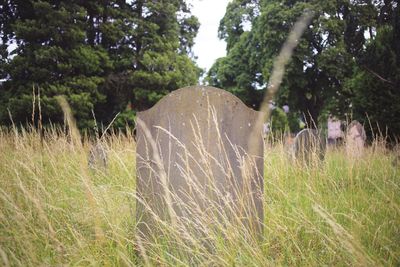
[190,0,231,73]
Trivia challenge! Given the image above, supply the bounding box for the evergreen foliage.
[270,107,289,134]
[0,0,200,129]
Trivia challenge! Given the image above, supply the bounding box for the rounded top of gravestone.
[346,120,366,140]
[295,129,325,143]
[294,128,326,162]
[295,128,322,138]
[138,86,259,117]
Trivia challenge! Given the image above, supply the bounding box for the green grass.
[0,128,399,266]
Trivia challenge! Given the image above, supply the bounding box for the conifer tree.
[0,0,200,129]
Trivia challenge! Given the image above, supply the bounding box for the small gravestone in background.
[293,128,326,164]
[345,120,366,158]
[136,86,264,240]
[392,144,400,166]
[283,133,295,157]
[327,116,344,146]
[88,141,108,170]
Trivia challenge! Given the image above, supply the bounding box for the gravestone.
[88,141,108,170]
[392,144,400,167]
[327,116,344,145]
[293,128,326,164]
[136,86,264,239]
[283,133,295,157]
[345,120,366,158]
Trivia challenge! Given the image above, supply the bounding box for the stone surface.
[327,116,344,145]
[392,144,400,166]
[136,86,264,238]
[283,133,295,158]
[293,128,326,164]
[345,120,366,158]
[88,142,108,170]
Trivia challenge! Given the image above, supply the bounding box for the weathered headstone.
[345,120,366,158]
[88,141,108,170]
[136,86,264,239]
[392,144,400,167]
[327,116,344,145]
[293,128,326,164]
[283,133,295,157]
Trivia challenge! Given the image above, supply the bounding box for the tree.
[95,0,201,123]
[218,0,260,52]
[207,0,378,128]
[207,0,263,109]
[0,1,113,129]
[347,2,400,140]
[0,0,200,130]
[126,0,200,111]
[207,30,264,109]
[270,107,289,135]
[1,1,115,129]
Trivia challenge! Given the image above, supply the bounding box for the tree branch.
[362,65,395,86]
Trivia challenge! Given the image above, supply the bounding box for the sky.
[190,0,231,73]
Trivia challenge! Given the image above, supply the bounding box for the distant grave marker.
[136,86,264,239]
[293,128,326,164]
[392,144,400,166]
[88,142,108,170]
[283,133,295,157]
[345,120,366,158]
[327,116,344,145]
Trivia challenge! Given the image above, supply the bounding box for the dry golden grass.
[0,126,399,266]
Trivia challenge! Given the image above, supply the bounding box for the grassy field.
[0,127,399,266]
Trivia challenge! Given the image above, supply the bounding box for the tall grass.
[0,126,399,266]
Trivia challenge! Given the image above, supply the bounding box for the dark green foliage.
[114,108,136,130]
[0,0,200,130]
[207,0,399,139]
[0,1,109,129]
[348,15,400,139]
[121,0,201,112]
[287,111,303,133]
[270,107,289,134]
